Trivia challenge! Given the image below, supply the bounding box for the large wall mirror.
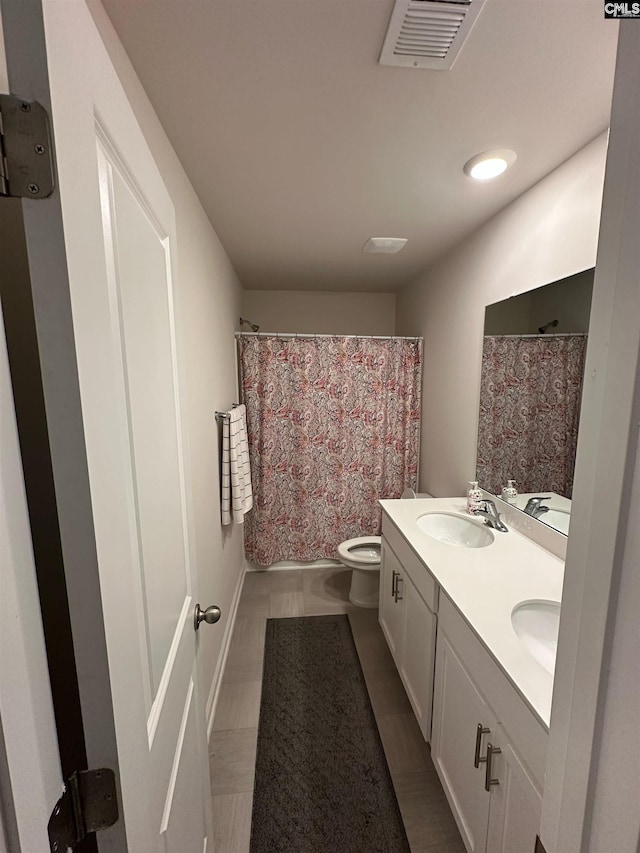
[476,268,594,535]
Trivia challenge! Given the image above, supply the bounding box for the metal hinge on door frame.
[47,768,119,852]
[0,93,55,198]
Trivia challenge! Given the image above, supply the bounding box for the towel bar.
[215,404,240,421]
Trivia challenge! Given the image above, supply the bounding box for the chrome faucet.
[473,499,509,533]
[523,496,551,519]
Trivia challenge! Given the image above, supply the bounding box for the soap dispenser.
[501,479,518,505]
[467,481,483,515]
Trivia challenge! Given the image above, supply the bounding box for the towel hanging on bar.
[220,404,253,525]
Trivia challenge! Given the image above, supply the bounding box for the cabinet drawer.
[382,513,438,612]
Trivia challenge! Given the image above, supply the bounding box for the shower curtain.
[239,335,422,566]
[476,334,587,498]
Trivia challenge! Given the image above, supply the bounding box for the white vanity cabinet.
[432,594,545,853]
[379,539,405,660]
[379,515,438,740]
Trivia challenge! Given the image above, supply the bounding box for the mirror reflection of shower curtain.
[238,335,423,566]
[476,334,588,498]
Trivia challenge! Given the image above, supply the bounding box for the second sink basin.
[511,600,561,675]
[417,512,494,548]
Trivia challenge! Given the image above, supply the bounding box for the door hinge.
[0,94,55,199]
[47,768,118,852]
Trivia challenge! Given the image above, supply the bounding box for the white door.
[432,629,495,853]
[30,3,214,850]
[485,726,542,853]
[399,578,436,740]
[379,540,405,661]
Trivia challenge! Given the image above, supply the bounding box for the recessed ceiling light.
[363,237,408,254]
[463,149,517,181]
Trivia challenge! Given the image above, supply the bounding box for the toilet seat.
[337,536,382,570]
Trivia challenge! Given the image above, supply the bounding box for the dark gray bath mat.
[249,614,411,853]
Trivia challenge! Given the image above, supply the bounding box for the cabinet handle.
[474,723,490,768]
[484,743,502,791]
[391,570,398,598]
[394,576,404,602]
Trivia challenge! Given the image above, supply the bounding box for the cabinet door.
[379,540,405,663]
[399,575,437,740]
[432,629,496,853]
[486,727,542,853]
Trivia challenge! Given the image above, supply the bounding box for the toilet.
[338,489,433,607]
[338,536,383,608]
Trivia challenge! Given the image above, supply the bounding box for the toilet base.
[348,566,380,608]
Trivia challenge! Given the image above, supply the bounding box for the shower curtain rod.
[234,332,423,341]
[485,332,588,339]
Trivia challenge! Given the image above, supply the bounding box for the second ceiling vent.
[379,0,486,71]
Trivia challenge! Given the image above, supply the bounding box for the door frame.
[0,1,126,849]
[540,22,640,853]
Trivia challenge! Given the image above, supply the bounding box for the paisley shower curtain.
[476,334,587,498]
[239,335,422,566]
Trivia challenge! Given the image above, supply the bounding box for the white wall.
[242,289,396,335]
[395,133,608,497]
[89,2,245,731]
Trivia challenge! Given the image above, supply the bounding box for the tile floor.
[209,566,465,853]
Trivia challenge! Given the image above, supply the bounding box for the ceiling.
[101,0,618,293]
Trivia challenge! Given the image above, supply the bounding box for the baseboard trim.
[245,558,341,572]
[205,564,246,740]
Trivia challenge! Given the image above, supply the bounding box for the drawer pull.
[484,743,502,791]
[474,723,490,768]
[394,576,404,602]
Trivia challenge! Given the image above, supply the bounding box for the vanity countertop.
[379,497,564,729]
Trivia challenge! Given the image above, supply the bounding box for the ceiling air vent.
[379,0,486,71]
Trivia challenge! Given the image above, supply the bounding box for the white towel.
[221,404,253,525]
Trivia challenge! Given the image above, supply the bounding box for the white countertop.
[379,497,565,729]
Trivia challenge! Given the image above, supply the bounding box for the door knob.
[194,603,221,631]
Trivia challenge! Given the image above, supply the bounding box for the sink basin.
[417,512,494,549]
[511,600,561,674]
